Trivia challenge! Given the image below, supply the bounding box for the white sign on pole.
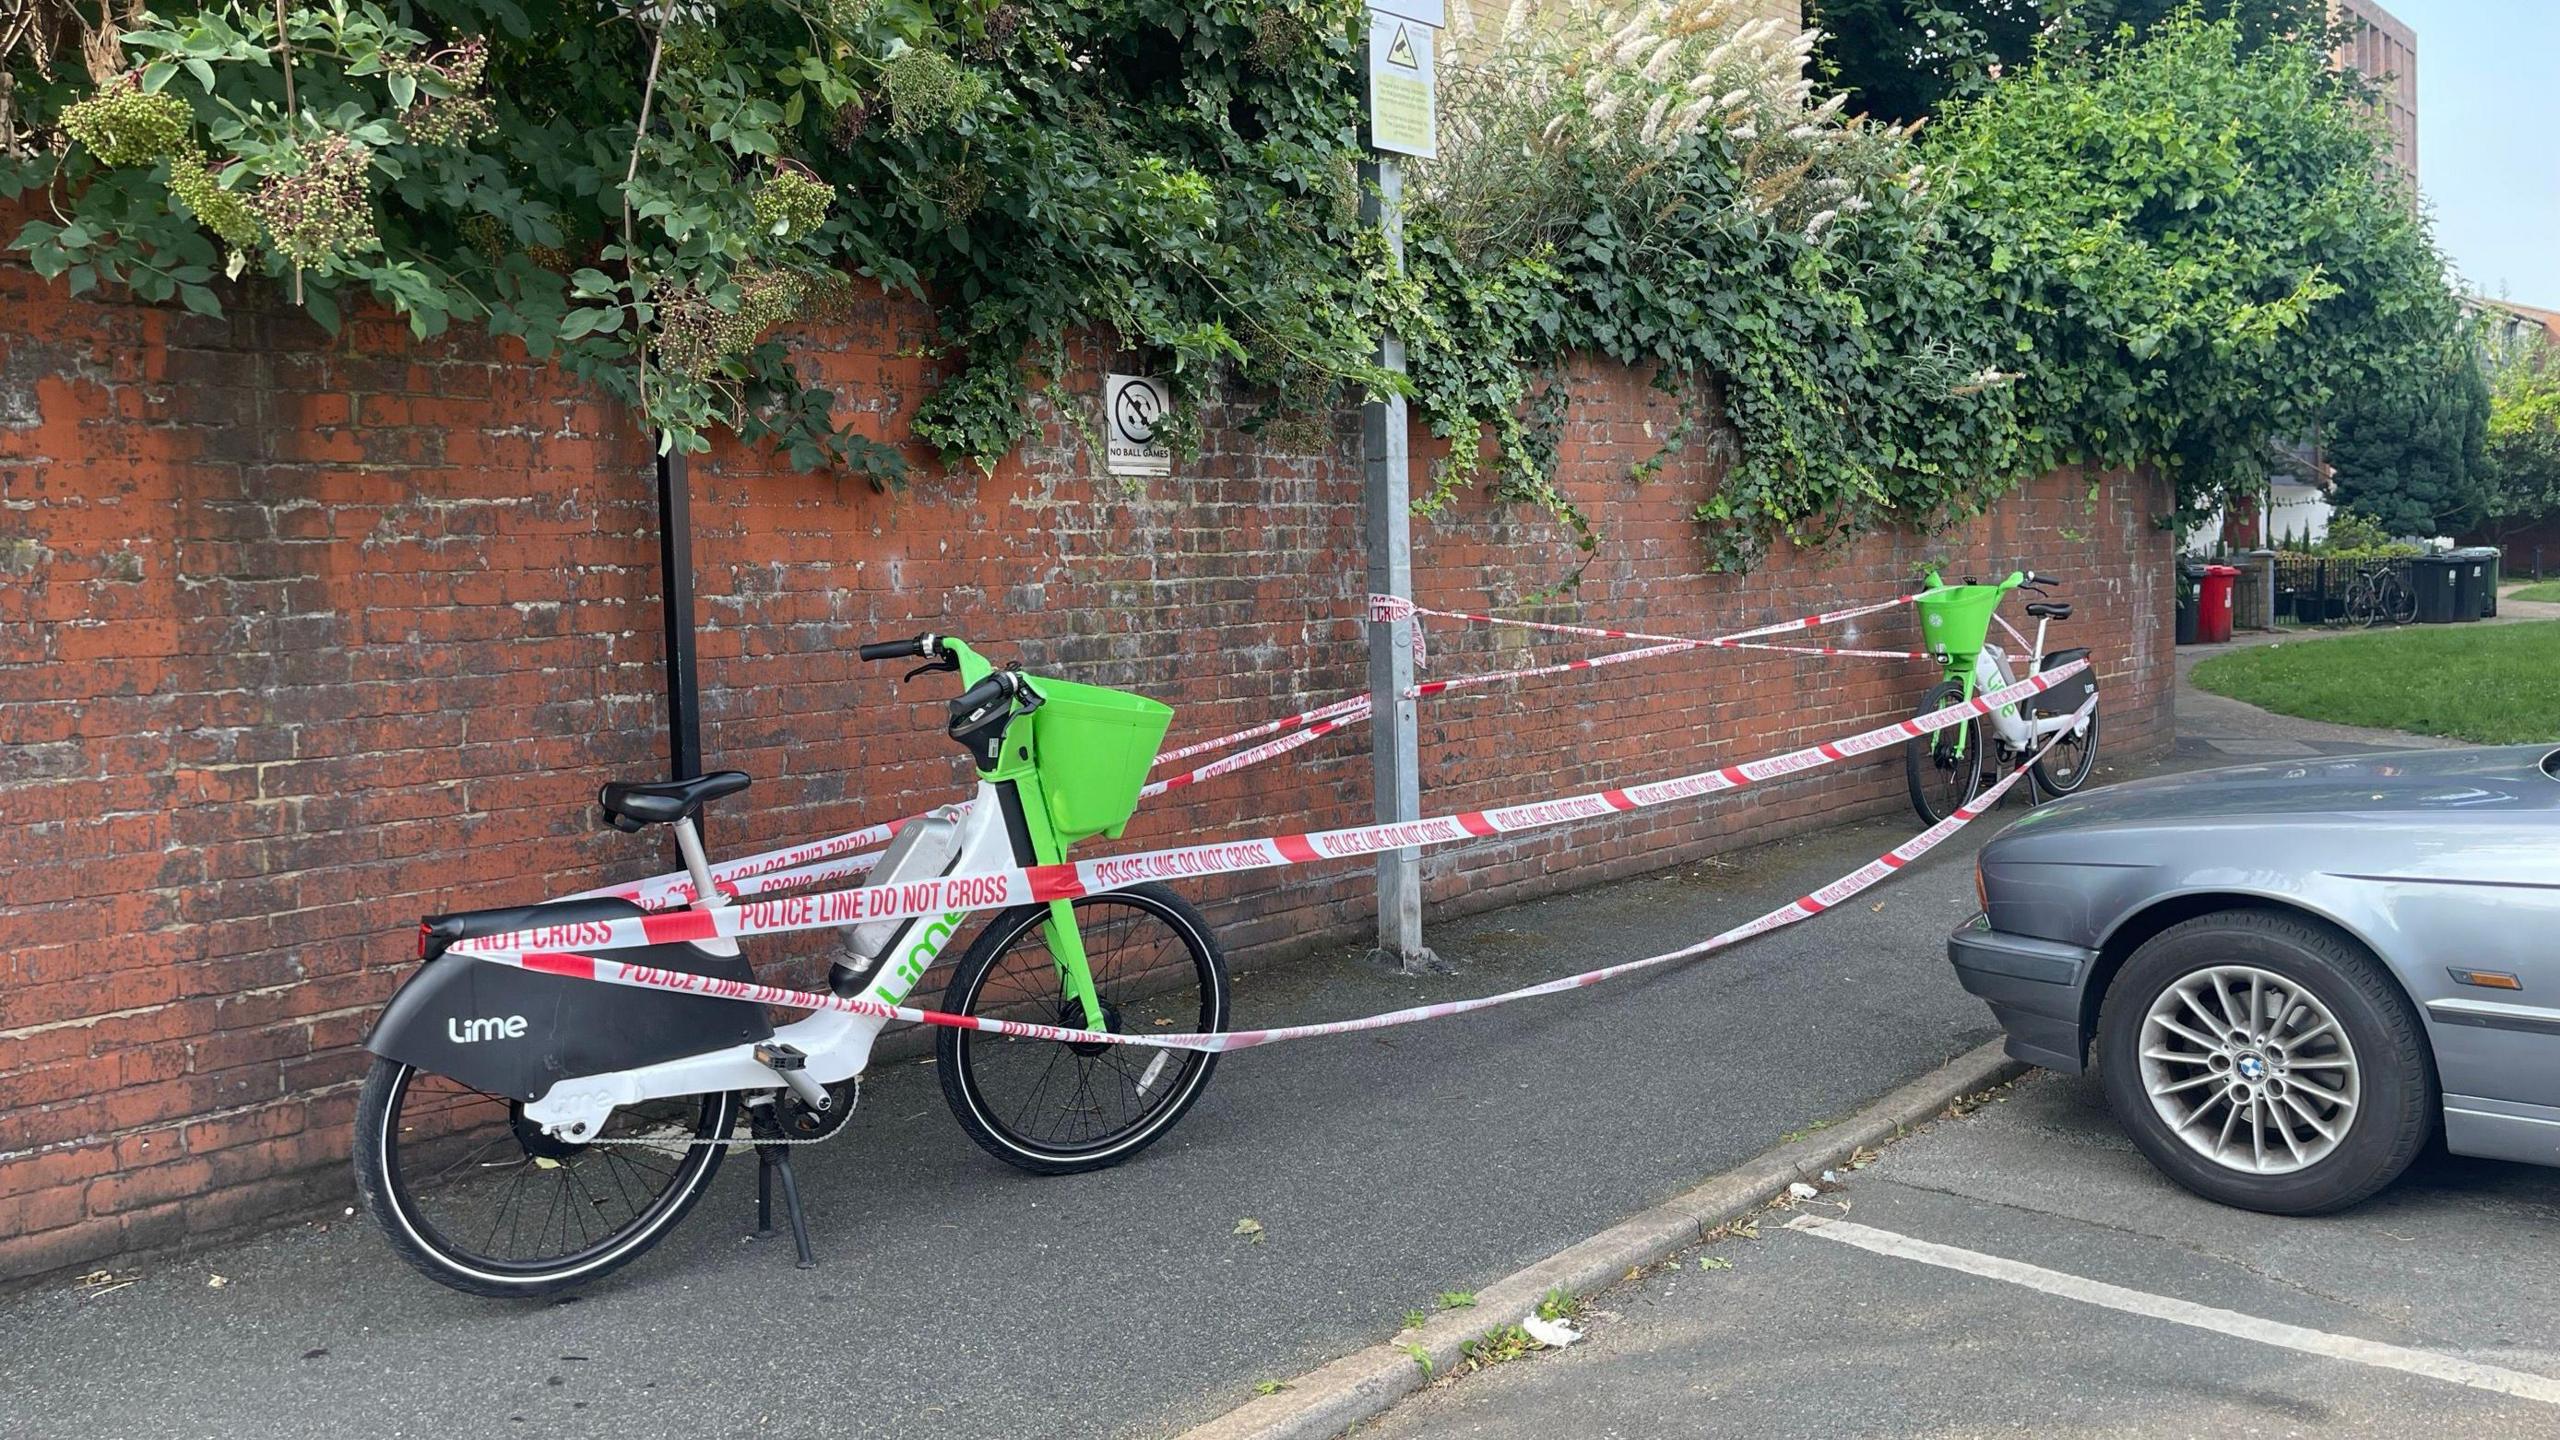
[1367,15,1437,159]
[1103,373,1172,477]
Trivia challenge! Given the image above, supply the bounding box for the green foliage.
[1925,15,2458,533]
[2481,355,2560,541]
[3,0,1391,484]
[2328,334,2490,538]
[1405,7,2461,571]
[0,1,2473,583]
[1807,0,2345,125]
[2306,509,2418,562]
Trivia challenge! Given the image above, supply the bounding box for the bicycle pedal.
[753,1041,809,1071]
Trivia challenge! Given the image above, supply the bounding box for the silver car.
[1949,746,2560,1213]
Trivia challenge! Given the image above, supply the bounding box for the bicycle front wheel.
[354,1059,735,1297]
[1905,679,1985,825]
[937,883,1228,1175]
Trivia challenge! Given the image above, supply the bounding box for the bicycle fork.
[986,739,1110,1034]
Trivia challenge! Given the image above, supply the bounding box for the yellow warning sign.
[1367,15,1437,158]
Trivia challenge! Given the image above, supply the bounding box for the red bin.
[2198,564,2239,644]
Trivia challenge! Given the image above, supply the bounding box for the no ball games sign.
[1104,373,1172,477]
[1366,0,1439,159]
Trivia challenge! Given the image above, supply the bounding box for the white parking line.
[1786,1215,2560,1406]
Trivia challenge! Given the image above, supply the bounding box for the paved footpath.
[1359,1071,2560,1440]
[0,661,2441,1440]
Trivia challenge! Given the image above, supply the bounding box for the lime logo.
[1385,24,1418,69]
[874,910,970,1002]
[448,1014,527,1044]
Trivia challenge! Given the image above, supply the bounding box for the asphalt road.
[0,742,2206,1440]
[1358,1070,2560,1439]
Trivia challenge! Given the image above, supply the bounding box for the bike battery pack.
[828,809,962,990]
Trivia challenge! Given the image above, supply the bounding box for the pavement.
[0,631,2465,1440]
[1354,1070,2560,1440]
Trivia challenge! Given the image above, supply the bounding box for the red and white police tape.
[581,590,1944,911]
[471,695,2093,1053]
[456,657,2084,965]
[1370,591,1930,663]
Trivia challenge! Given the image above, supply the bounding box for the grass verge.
[2189,622,2560,744]
[2509,581,2560,603]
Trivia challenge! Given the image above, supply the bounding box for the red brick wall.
[0,266,2175,1282]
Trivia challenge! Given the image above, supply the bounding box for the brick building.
[2331,0,2417,185]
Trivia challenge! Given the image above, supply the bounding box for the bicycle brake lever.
[903,656,959,683]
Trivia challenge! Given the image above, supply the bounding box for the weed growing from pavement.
[1403,1308,1430,1330]
[1437,1291,1477,1309]
[1457,1324,1541,1371]
[1401,1343,1433,1378]
[1252,1380,1288,1396]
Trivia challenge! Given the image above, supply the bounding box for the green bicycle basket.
[1024,675,1174,845]
[1913,582,2005,665]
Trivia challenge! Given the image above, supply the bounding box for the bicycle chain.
[573,1078,861,1150]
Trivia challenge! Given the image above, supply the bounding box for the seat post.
[673,817,722,909]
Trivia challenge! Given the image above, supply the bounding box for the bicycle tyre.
[937,883,1228,1176]
[354,1058,735,1297]
[1905,679,1985,826]
[2030,703,2101,796]
[2382,572,2418,626]
[2344,579,2378,628]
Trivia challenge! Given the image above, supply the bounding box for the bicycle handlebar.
[859,635,935,661]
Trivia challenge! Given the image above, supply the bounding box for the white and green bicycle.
[1905,569,2103,823]
[353,636,1228,1296]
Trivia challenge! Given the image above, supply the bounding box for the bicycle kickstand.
[746,1098,818,1270]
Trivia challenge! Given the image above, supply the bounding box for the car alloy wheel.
[2138,964,2361,1176]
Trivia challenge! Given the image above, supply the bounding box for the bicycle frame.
[517,641,1109,1143]
[1926,572,2090,759]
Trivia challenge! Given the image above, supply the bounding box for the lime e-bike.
[1905,569,2102,823]
[354,636,1228,1296]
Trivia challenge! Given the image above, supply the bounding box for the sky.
[2380,0,2560,306]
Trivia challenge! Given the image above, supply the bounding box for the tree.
[1810,0,2342,124]
[1926,16,2469,532]
[2480,358,2560,543]
[2328,339,2492,538]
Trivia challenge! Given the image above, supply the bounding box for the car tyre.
[2097,909,2434,1215]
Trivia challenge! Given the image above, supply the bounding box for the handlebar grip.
[859,636,930,662]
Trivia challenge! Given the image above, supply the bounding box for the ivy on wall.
[1,1,2474,578]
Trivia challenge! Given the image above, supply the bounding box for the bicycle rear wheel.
[2382,572,2418,626]
[2030,705,2101,796]
[1905,679,1985,825]
[937,883,1227,1175]
[354,1059,735,1297]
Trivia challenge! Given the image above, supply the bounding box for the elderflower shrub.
[58,79,194,166]
[752,168,836,240]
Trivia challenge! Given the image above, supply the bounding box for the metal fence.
[2270,553,2417,626]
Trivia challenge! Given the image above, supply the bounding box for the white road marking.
[1785,1215,2560,1406]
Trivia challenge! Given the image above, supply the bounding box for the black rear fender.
[365,940,772,1102]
